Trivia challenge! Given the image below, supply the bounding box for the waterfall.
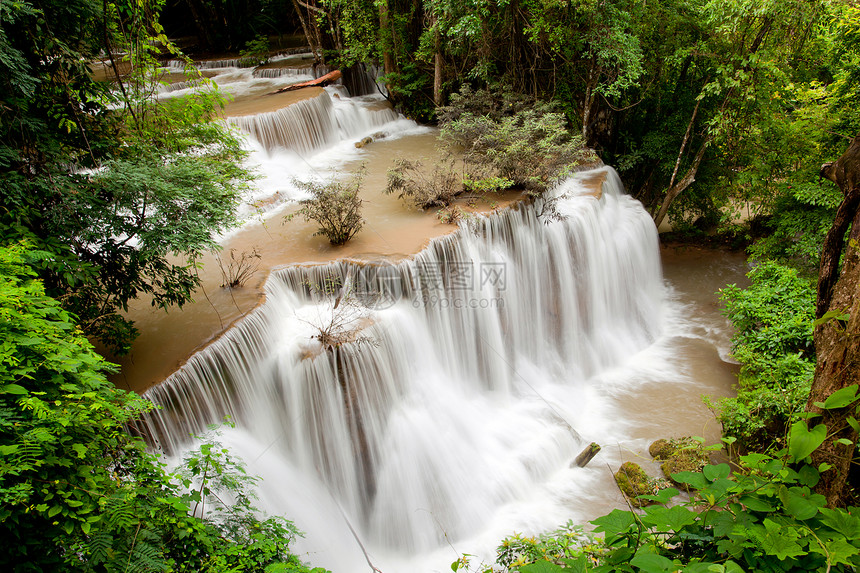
[253,67,316,79]
[227,90,399,155]
[142,166,664,569]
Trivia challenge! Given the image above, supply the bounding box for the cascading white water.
[227,90,399,155]
[142,166,666,571]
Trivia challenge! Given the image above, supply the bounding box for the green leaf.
[822,385,859,409]
[738,495,774,512]
[591,509,636,536]
[751,519,804,560]
[788,421,827,462]
[781,487,824,520]
[819,508,860,539]
[641,505,698,532]
[703,463,731,482]
[2,384,28,395]
[671,471,709,490]
[559,557,589,573]
[630,552,675,573]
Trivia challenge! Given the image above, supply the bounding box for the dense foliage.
[0,244,326,572]
[470,457,860,572]
[0,0,252,353]
[712,262,817,451]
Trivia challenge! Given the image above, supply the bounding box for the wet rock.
[354,136,373,148]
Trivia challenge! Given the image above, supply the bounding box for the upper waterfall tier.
[141,167,663,559]
[227,90,398,155]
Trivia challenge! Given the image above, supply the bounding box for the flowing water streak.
[226,90,399,155]
[142,167,664,565]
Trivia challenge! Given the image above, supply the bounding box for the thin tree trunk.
[290,0,319,61]
[652,136,711,229]
[433,20,442,106]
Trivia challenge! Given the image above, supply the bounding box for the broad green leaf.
[681,564,721,573]
[630,552,674,573]
[559,557,588,573]
[671,471,708,490]
[824,538,860,566]
[703,463,731,481]
[782,487,824,520]
[822,385,859,409]
[591,509,636,535]
[641,505,698,532]
[788,421,827,462]
[2,384,28,395]
[797,464,820,487]
[751,519,804,561]
[819,508,860,539]
[738,495,774,512]
[520,561,566,573]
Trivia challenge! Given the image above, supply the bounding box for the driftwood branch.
[269,70,342,94]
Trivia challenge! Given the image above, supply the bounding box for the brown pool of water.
[577,244,751,518]
[110,131,524,393]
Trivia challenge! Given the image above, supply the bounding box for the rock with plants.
[649,437,711,485]
[613,461,672,508]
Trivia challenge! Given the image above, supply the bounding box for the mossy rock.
[613,462,670,508]
[648,437,710,484]
[648,439,674,459]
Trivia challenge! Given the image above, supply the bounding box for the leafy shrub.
[385,157,463,209]
[748,180,841,275]
[239,35,270,67]
[290,168,366,246]
[713,260,816,451]
[439,88,596,195]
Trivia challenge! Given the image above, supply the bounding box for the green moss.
[613,462,670,507]
[648,437,710,483]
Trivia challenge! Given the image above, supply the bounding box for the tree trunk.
[652,136,711,229]
[378,1,396,76]
[290,0,320,61]
[433,21,442,107]
[808,133,860,508]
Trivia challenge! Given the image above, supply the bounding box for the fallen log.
[572,442,601,468]
[270,70,342,94]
